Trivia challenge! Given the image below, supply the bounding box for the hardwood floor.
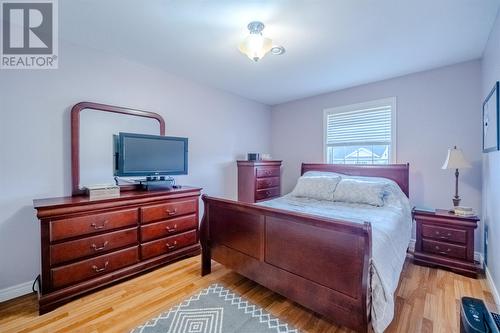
[0,256,497,333]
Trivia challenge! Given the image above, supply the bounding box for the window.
[324,98,396,165]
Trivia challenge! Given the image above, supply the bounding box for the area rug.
[130,283,299,333]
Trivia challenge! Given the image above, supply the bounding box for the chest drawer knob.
[166,241,178,250]
[92,261,109,273]
[91,241,109,252]
[166,224,178,233]
[90,220,108,230]
[166,208,178,216]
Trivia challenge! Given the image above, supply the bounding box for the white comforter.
[257,180,412,332]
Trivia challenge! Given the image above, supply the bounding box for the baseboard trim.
[0,281,34,303]
[485,266,500,307]
[408,238,483,265]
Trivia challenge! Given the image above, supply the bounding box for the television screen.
[116,132,188,176]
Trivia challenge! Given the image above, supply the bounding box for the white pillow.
[333,179,386,206]
[290,176,341,201]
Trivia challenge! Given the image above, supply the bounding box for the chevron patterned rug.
[130,284,299,333]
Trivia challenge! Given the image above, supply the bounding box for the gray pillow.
[290,176,341,201]
[333,179,386,206]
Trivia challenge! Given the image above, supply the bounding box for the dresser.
[413,208,480,278]
[237,160,282,203]
[33,187,201,314]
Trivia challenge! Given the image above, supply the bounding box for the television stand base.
[140,179,175,191]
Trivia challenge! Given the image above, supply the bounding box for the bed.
[200,163,411,333]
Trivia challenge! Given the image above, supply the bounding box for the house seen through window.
[324,98,396,165]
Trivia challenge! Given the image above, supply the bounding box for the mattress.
[257,179,412,332]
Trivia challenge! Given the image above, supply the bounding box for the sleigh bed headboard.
[301,163,410,198]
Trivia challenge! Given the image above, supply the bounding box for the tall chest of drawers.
[237,160,282,203]
[33,187,201,314]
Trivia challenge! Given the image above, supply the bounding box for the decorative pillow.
[333,179,386,206]
[303,171,342,178]
[290,176,341,201]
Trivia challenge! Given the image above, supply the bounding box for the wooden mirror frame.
[71,102,166,196]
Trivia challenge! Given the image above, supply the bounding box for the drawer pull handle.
[166,208,177,216]
[166,241,178,250]
[434,245,452,255]
[434,231,453,238]
[439,235,452,239]
[92,261,109,273]
[166,224,178,233]
[90,220,108,230]
[91,241,109,251]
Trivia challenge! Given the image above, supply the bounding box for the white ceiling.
[60,0,500,105]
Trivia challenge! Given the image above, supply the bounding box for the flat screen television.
[115,132,188,177]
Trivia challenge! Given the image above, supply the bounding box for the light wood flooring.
[0,256,497,333]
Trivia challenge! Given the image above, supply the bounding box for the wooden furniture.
[33,187,201,314]
[237,160,282,203]
[71,102,166,196]
[201,163,409,333]
[413,208,480,278]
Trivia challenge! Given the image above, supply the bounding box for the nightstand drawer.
[422,224,467,244]
[422,239,466,260]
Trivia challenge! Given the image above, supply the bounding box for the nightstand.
[413,208,481,278]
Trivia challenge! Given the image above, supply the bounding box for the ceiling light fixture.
[239,21,285,62]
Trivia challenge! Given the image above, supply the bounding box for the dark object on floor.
[460,296,500,332]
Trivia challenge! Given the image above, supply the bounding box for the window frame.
[323,97,397,164]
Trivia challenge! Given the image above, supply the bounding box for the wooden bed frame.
[200,163,409,333]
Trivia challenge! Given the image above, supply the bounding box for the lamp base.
[448,197,461,213]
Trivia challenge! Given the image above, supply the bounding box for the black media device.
[247,153,261,161]
[460,297,500,333]
[115,132,188,190]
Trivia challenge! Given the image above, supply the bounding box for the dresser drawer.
[422,239,467,260]
[141,199,197,223]
[422,224,467,244]
[50,208,139,242]
[141,230,197,260]
[256,167,280,178]
[50,227,138,266]
[51,246,139,289]
[255,187,280,201]
[256,177,280,190]
[141,214,197,242]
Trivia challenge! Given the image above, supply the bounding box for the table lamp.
[441,146,471,207]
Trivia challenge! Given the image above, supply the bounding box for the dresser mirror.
[71,102,165,195]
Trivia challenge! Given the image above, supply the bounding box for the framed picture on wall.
[483,81,499,153]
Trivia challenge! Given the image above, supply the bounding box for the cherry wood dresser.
[33,187,201,314]
[237,160,282,203]
[413,208,480,277]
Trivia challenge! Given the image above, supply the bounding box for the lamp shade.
[441,146,471,170]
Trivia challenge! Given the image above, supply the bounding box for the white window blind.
[324,98,396,165]
[326,106,392,146]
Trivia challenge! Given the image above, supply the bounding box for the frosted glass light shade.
[442,147,471,169]
[239,34,273,62]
